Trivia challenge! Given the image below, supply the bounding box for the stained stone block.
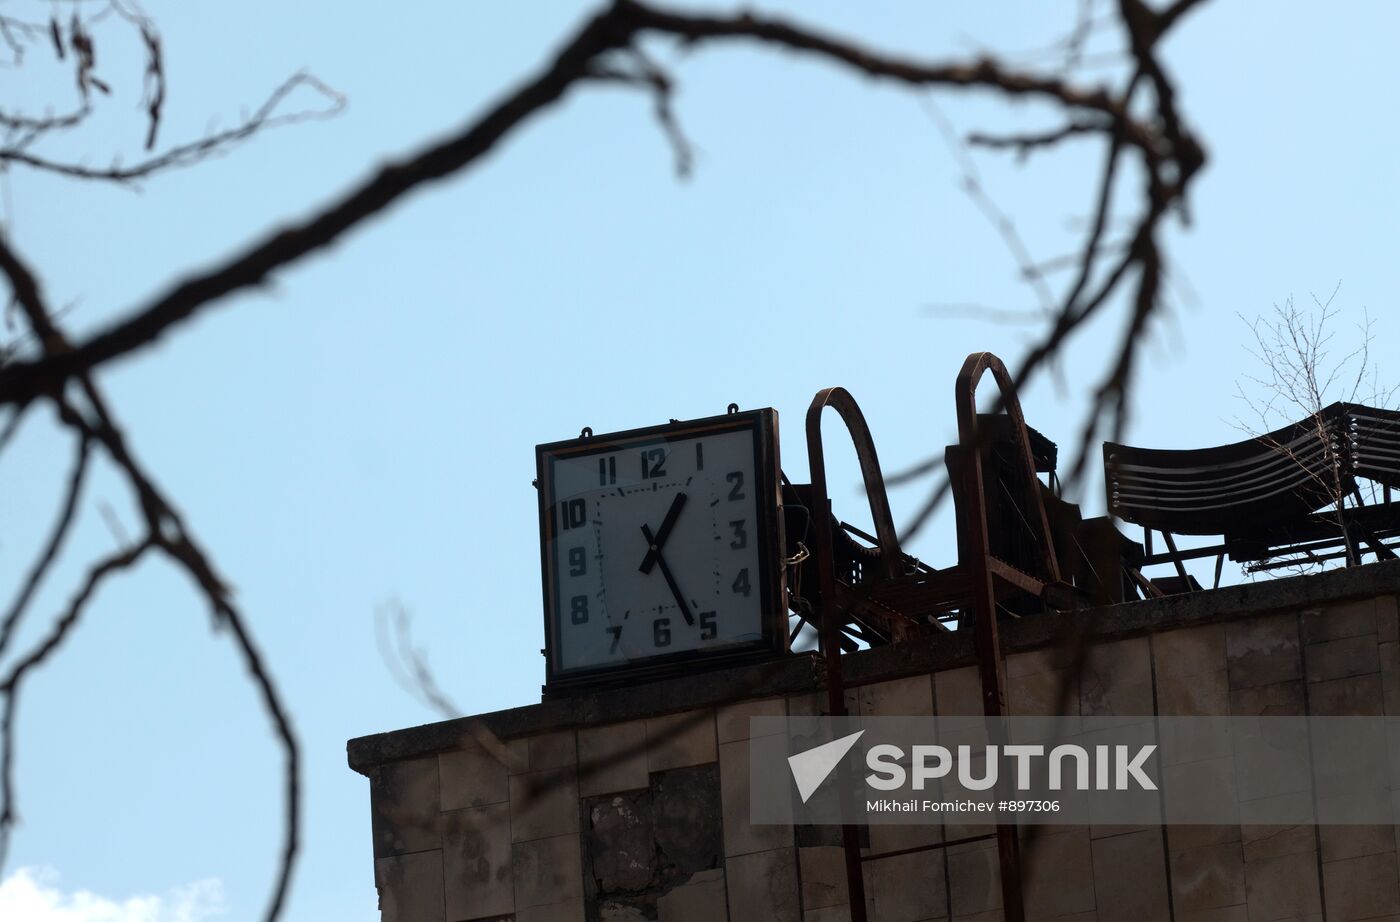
[717,697,785,744]
[866,820,942,857]
[1163,757,1239,821]
[1008,665,1079,722]
[1380,641,1400,715]
[513,832,583,909]
[804,907,853,922]
[948,838,1001,917]
[1225,614,1302,690]
[1007,646,1076,678]
[1169,840,1245,914]
[1157,668,1228,717]
[1175,907,1248,922]
[726,847,800,922]
[442,802,512,920]
[944,819,997,848]
[505,738,529,774]
[657,868,728,922]
[864,848,947,922]
[371,756,441,858]
[647,710,717,772]
[1154,624,1227,678]
[652,764,724,883]
[1090,828,1169,922]
[1243,850,1321,921]
[935,666,984,716]
[440,744,509,812]
[1381,596,1399,644]
[509,767,579,841]
[1020,827,1095,920]
[789,690,857,717]
[1080,638,1153,717]
[1321,852,1400,921]
[857,674,934,717]
[1240,824,1315,863]
[1318,824,1398,862]
[579,720,650,797]
[1227,681,1304,717]
[526,730,578,772]
[1167,824,1239,852]
[1302,599,1379,644]
[517,898,585,922]
[375,850,445,922]
[1308,672,1383,716]
[799,846,848,911]
[1303,634,1380,682]
[720,738,793,856]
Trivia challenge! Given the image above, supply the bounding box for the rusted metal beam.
[807,386,907,922]
[954,352,1035,922]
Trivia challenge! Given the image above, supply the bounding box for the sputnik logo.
[787,730,865,804]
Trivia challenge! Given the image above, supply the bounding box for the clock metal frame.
[535,408,787,696]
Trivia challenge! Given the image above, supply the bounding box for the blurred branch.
[0,235,300,922]
[0,430,90,658]
[376,599,462,720]
[0,540,151,869]
[0,0,1203,412]
[0,72,344,182]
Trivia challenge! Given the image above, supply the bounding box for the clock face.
[537,412,782,682]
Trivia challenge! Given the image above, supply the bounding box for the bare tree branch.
[0,72,344,182]
[0,0,1199,410]
[0,431,90,658]
[0,540,151,869]
[0,234,301,922]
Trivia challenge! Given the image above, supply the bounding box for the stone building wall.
[349,562,1400,922]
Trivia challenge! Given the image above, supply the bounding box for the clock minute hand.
[640,523,696,626]
[639,492,687,575]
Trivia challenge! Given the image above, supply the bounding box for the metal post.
[806,387,898,922]
[953,353,1039,922]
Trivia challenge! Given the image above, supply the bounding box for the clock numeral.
[598,456,617,486]
[729,519,748,550]
[695,442,704,471]
[653,618,672,647]
[640,448,667,479]
[732,568,751,597]
[726,471,745,501]
[606,625,622,654]
[570,594,589,625]
[699,610,717,641]
[568,546,587,577]
[560,498,587,531]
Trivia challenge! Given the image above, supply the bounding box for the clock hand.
[640,523,696,626]
[639,492,687,574]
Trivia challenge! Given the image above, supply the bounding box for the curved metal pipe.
[805,386,903,582]
[954,351,1061,583]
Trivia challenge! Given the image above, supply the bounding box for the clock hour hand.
[639,492,687,574]
[640,523,696,626]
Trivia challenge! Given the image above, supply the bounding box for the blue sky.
[3,1,1398,919]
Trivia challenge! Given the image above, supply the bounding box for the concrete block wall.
[355,584,1400,922]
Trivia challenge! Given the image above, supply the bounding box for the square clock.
[535,409,787,695]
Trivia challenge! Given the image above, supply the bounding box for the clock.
[536,409,786,694]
